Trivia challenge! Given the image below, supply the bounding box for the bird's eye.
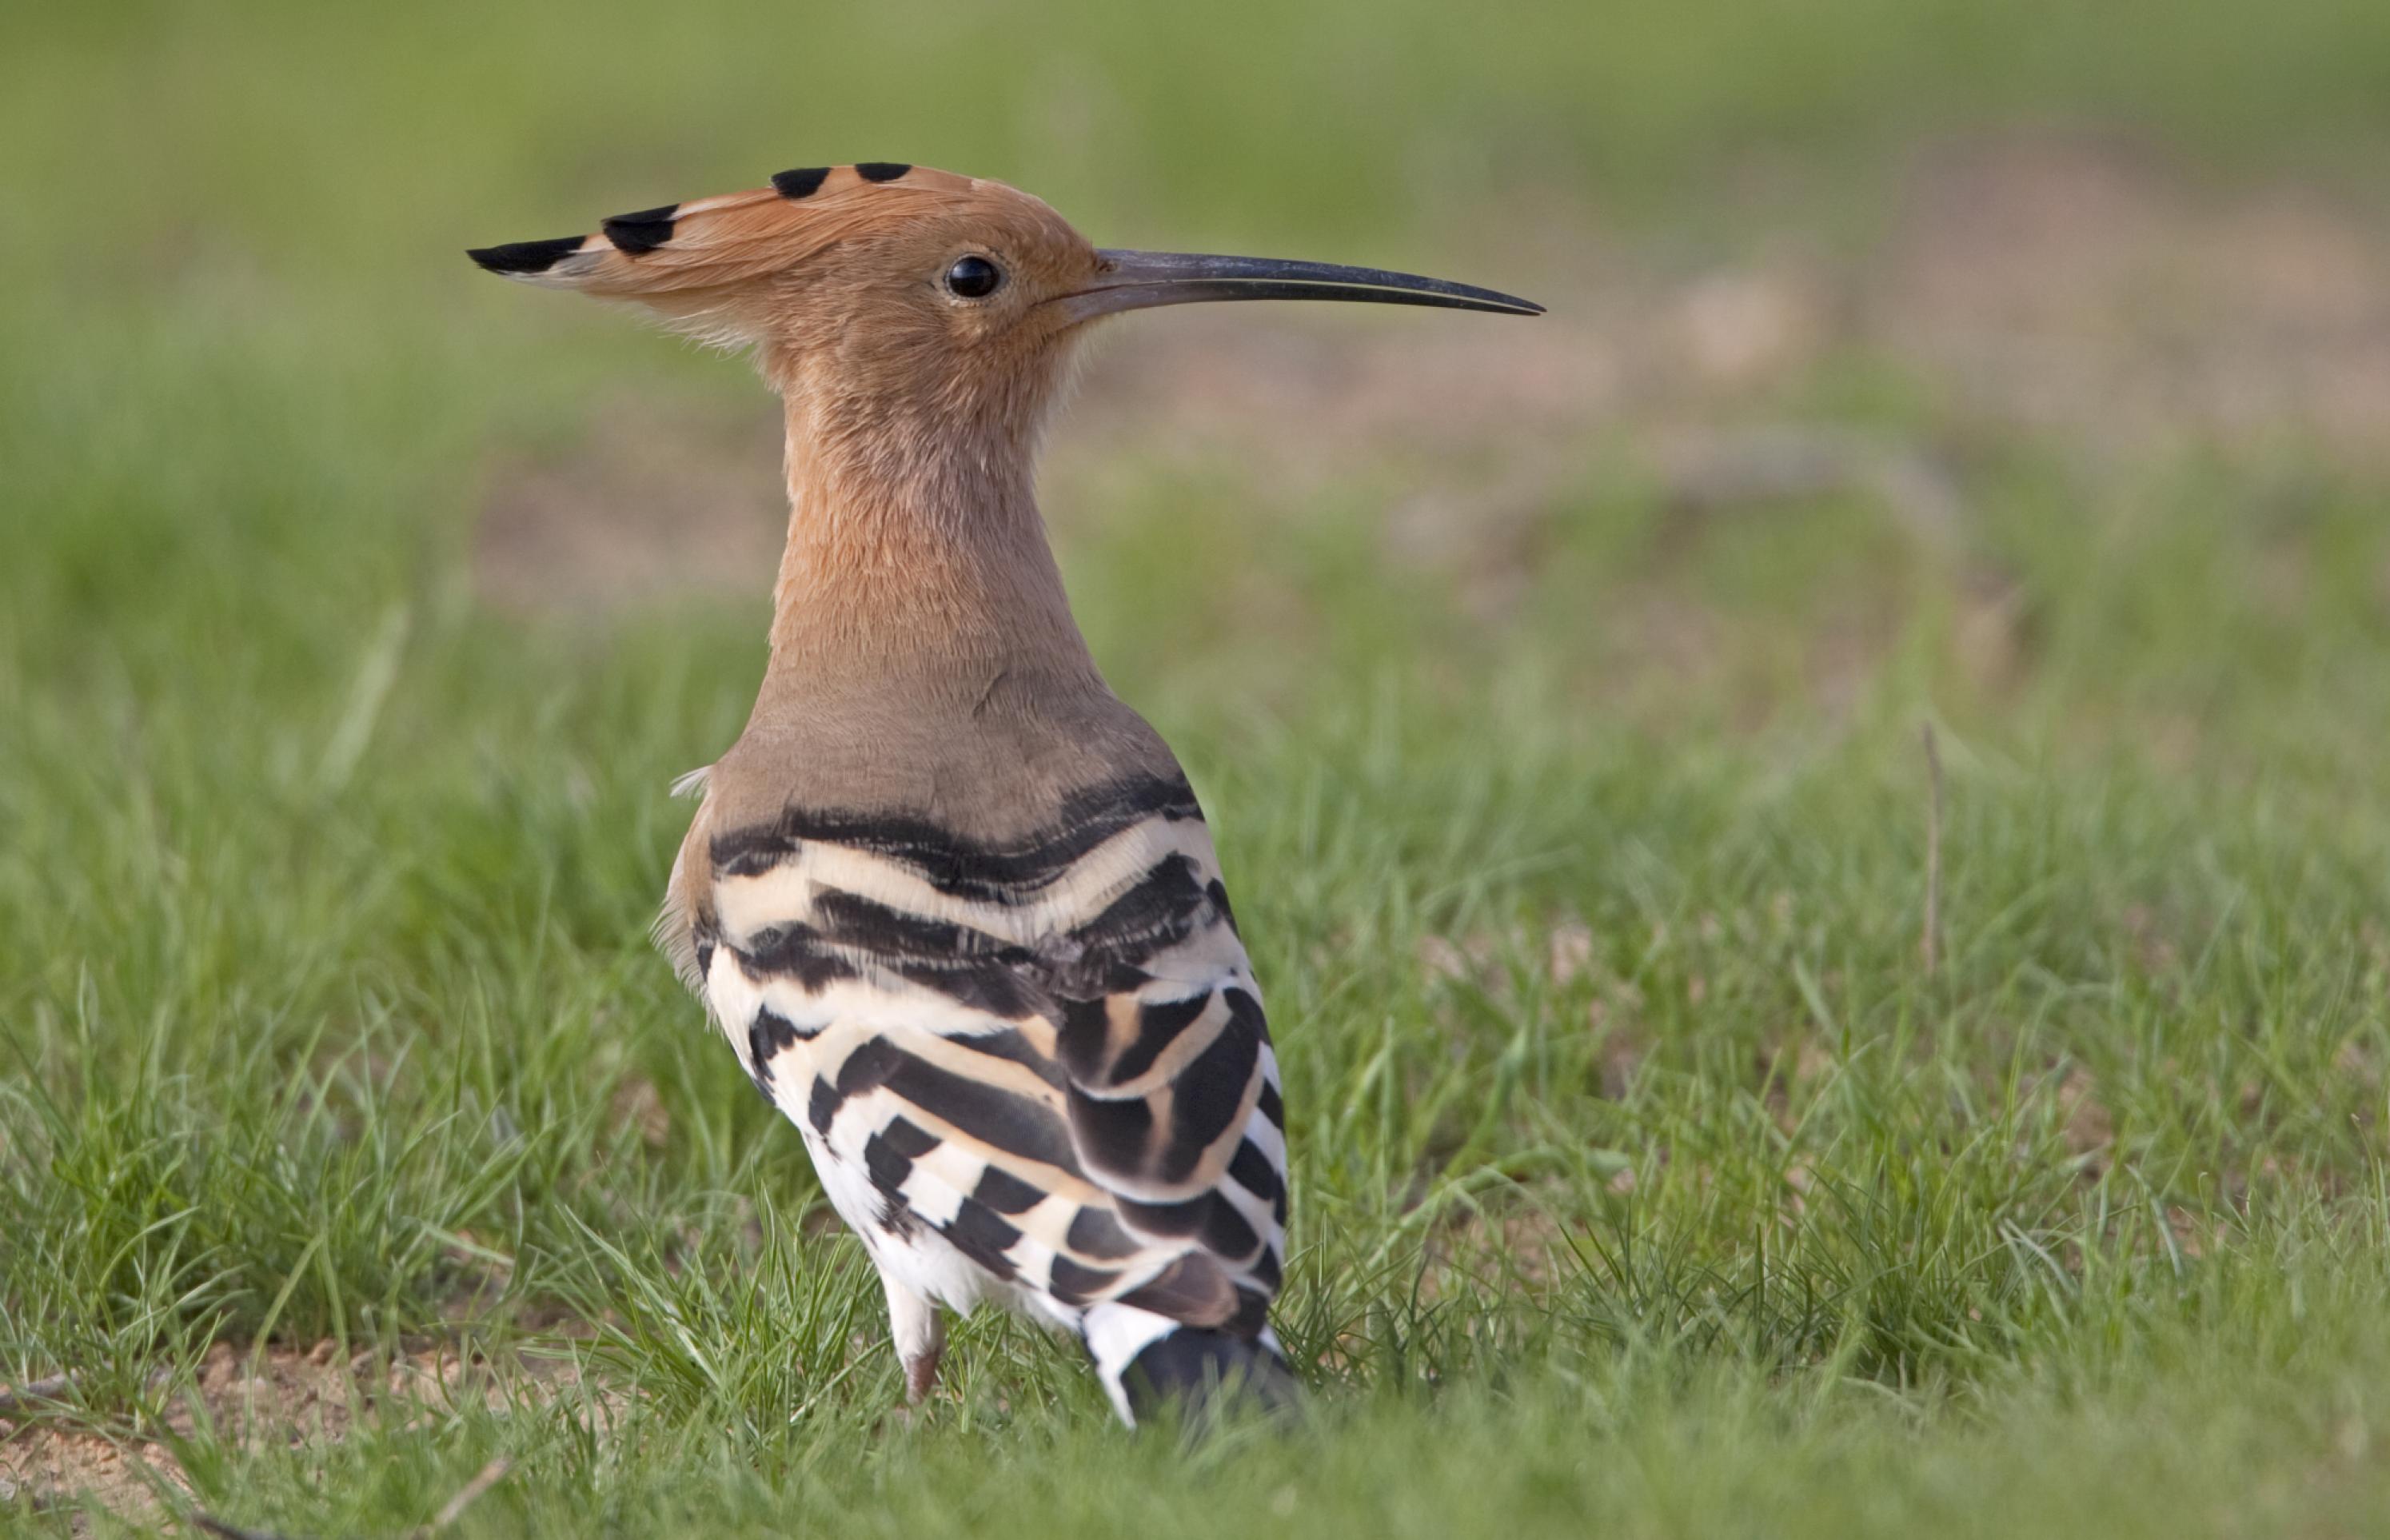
[944,255,1003,300]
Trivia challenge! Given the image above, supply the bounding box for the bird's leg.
[905,1341,944,1406]
[885,1278,945,1408]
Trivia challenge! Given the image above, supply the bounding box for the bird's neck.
[754,394,1101,719]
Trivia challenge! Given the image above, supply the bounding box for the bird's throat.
[755,397,1100,720]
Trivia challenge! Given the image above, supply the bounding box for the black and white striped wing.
[691,776,1288,1336]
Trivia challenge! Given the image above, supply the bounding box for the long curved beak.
[1055,249,1544,324]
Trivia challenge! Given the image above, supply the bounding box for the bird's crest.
[468,162,981,297]
[467,162,1107,359]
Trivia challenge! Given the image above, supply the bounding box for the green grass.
[7,2,2390,1534]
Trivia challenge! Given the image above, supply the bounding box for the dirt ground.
[0,1341,590,1528]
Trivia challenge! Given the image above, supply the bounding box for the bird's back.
[668,688,1291,1417]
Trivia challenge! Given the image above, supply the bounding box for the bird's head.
[470,162,1539,457]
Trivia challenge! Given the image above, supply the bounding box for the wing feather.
[695,775,1289,1334]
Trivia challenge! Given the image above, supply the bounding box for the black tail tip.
[1122,1330,1299,1426]
[466,235,587,275]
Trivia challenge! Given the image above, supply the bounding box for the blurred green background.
[6,2,2390,1535]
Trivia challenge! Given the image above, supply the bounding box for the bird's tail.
[1084,1304,1299,1426]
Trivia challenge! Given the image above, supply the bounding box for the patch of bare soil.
[472,134,2390,614]
[1422,1207,1580,1301]
[0,1340,597,1524]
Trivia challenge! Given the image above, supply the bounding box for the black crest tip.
[772,166,830,199]
[600,204,677,254]
[466,236,588,275]
[856,162,912,183]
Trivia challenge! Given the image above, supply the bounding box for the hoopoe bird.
[470,163,1540,1423]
